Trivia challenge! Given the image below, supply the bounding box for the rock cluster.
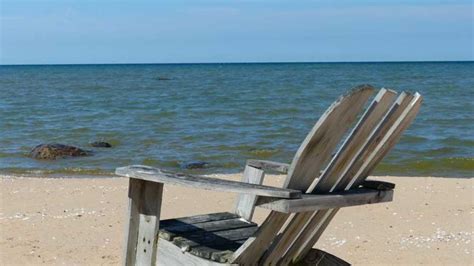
[30,144,91,160]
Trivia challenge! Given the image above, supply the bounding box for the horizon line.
[1,59,473,66]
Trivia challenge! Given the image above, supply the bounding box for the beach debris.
[29,143,92,160]
[181,161,210,169]
[399,228,472,248]
[90,141,112,148]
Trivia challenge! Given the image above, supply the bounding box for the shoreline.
[1,172,473,180]
[1,174,472,265]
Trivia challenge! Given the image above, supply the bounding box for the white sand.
[0,174,472,265]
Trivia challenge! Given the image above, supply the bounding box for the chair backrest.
[231,85,375,262]
[284,85,375,191]
[266,91,423,265]
[231,86,422,264]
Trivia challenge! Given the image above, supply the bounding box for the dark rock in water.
[182,161,210,169]
[90,141,112,148]
[157,77,171,81]
[30,143,92,160]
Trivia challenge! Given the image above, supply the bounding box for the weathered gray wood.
[159,212,238,228]
[349,93,423,188]
[157,239,232,266]
[339,92,416,190]
[159,218,256,241]
[308,88,398,193]
[124,179,141,266]
[116,165,301,199]
[234,165,265,221]
[231,85,375,264]
[276,91,414,264]
[159,214,258,263]
[246,159,290,174]
[288,93,423,264]
[121,87,420,266]
[124,178,163,266]
[158,238,348,266]
[188,241,246,261]
[255,189,393,213]
[171,226,258,252]
[261,88,397,264]
[279,93,415,264]
[285,85,375,191]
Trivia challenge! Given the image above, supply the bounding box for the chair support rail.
[255,187,394,213]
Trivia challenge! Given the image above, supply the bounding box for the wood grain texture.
[231,86,374,264]
[159,218,256,242]
[255,189,393,213]
[309,88,398,193]
[246,159,290,174]
[289,93,423,264]
[234,165,265,221]
[116,165,300,199]
[280,93,416,264]
[124,178,163,266]
[157,239,232,266]
[157,238,348,265]
[158,212,257,263]
[285,85,375,191]
[261,88,397,264]
[159,212,239,230]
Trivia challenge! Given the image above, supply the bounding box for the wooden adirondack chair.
[116,85,422,265]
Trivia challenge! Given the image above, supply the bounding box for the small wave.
[441,137,474,147]
[246,148,280,158]
[406,157,473,172]
[413,147,458,157]
[142,158,181,169]
[401,135,428,144]
[375,157,474,177]
[1,167,114,176]
[78,85,109,90]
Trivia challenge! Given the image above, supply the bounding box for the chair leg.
[124,178,164,266]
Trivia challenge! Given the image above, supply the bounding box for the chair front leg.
[234,164,265,221]
[124,178,164,266]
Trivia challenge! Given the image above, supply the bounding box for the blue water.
[0,62,473,177]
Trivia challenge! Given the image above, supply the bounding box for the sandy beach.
[0,174,472,265]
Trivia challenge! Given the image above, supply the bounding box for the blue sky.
[1,0,472,64]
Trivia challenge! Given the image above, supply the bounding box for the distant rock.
[182,161,210,169]
[90,141,112,148]
[30,143,91,160]
[157,77,171,81]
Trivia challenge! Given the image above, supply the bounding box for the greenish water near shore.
[0,62,473,177]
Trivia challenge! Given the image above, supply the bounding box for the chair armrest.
[246,159,290,174]
[255,188,393,213]
[116,165,301,199]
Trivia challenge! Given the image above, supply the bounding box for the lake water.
[0,62,472,177]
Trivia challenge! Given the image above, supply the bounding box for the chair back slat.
[286,93,423,264]
[231,86,374,264]
[262,88,398,264]
[285,85,375,191]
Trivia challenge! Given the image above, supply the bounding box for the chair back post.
[124,178,164,266]
[233,164,265,221]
